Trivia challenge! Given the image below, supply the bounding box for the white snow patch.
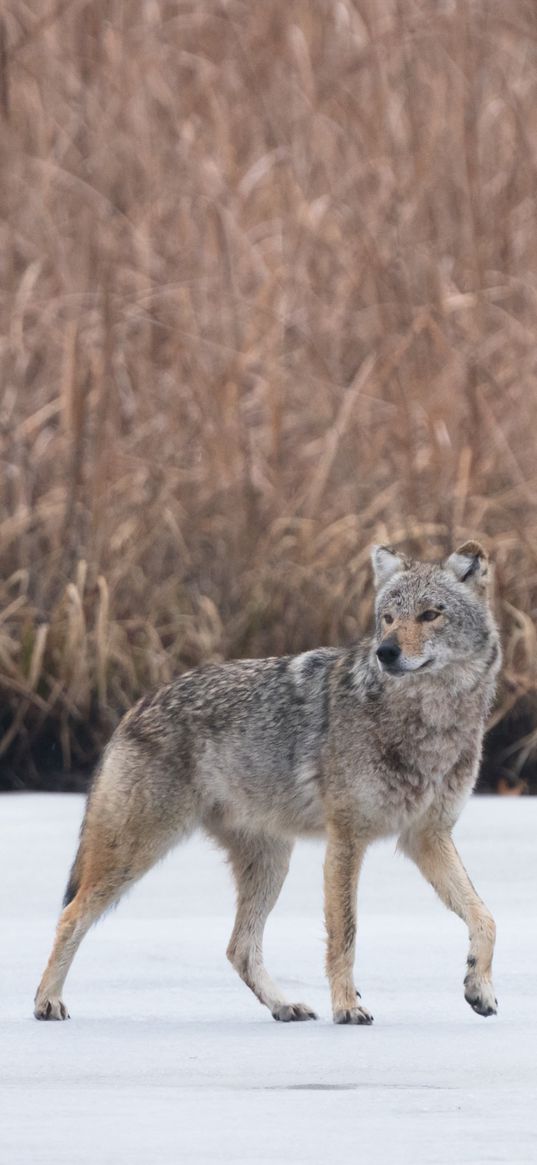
[1,793,536,1163]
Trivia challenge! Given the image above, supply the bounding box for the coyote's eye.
[383,613,394,625]
[419,609,441,623]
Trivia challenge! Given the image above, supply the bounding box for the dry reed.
[1,0,537,790]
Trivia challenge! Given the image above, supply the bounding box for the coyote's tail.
[63,850,82,907]
[62,761,102,907]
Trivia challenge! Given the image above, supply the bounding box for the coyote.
[35,541,501,1025]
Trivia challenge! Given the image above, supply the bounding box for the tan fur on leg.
[400,828,497,1017]
[208,823,317,1021]
[324,824,373,1025]
[34,889,108,1020]
[34,780,182,1020]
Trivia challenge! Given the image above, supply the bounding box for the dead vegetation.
[1,0,537,789]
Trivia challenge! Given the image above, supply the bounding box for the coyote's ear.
[371,545,406,588]
[445,541,490,594]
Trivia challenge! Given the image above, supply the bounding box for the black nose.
[376,636,401,666]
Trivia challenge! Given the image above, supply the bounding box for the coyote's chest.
[370,685,483,826]
[387,687,477,774]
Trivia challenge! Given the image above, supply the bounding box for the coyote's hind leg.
[209,824,317,1022]
[34,888,107,1021]
[34,746,195,1020]
[33,824,167,1021]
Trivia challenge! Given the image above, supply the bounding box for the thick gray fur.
[34,542,501,1025]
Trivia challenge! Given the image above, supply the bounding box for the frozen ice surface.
[1,793,536,1164]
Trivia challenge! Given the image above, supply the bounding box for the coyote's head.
[371,541,500,679]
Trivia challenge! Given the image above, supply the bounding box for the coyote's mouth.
[379,657,434,676]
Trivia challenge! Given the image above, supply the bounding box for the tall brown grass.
[1,0,537,790]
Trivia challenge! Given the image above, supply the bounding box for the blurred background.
[1,0,537,792]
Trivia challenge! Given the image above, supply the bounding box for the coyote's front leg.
[401,827,497,1017]
[324,824,373,1025]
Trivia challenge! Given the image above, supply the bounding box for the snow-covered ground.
[1,794,536,1164]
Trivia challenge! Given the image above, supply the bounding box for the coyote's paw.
[34,995,70,1021]
[464,973,497,1018]
[333,1004,374,1025]
[272,1002,317,1022]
